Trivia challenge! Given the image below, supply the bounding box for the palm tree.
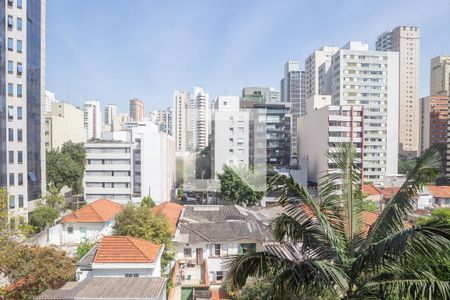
[227,144,450,299]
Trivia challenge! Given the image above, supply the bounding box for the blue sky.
[46,0,450,112]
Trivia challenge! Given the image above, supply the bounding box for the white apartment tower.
[193,86,209,150]
[376,26,421,157]
[331,41,399,184]
[304,46,340,100]
[104,104,117,125]
[2,0,46,219]
[430,55,450,96]
[173,90,189,152]
[84,100,102,140]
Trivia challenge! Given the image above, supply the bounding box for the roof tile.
[62,198,123,223]
[151,202,183,234]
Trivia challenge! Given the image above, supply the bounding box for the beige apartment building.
[130,97,144,121]
[419,95,448,155]
[377,26,421,157]
[45,102,86,150]
[430,55,450,96]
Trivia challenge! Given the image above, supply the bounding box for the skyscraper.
[173,90,189,152]
[1,0,46,218]
[84,100,101,140]
[304,46,339,100]
[330,41,399,184]
[376,26,421,157]
[193,86,209,150]
[430,55,450,96]
[104,104,117,125]
[130,98,144,122]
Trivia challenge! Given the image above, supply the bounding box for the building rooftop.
[35,277,166,300]
[426,185,450,198]
[362,183,382,196]
[80,236,163,265]
[62,198,123,223]
[151,202,183,235]
[182,205,263,223]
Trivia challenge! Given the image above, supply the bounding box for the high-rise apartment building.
[129,98,144,122]
[45,101,86,150]
[45,90,56,113]
[104,104,117,125]
[330,41,399,184]
[84,100,101,140]
[430,55,450,96]
[172,87,209,152]
[1,0,46,218]
[211,96,250,177]
[376,26,421,156]
[304,46,339,100]
[419,95,448,155]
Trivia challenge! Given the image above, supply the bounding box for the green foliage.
[0,187,8,234]
[29,202,59,230]
[141,196,156,208]
[113,205,172,245]
[218,165,264,206]
[177,188,184,197]
[76,240,96,260]
[361,197,379,212]
[227,145,450,299]
[0,241,76,299]
[45,187,66,211]
[46,141,85,192]
[195,145,211,179]
[398,154,417,175]
[235,279,271,300]
[418,207,450,226]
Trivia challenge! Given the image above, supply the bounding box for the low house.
[151,202,184,237]
[77,236,164,281]
[362,183,383,207]
[60,198,123,252]
[35,277,167,300]
[174,205,273,285]
[425,186,450,208]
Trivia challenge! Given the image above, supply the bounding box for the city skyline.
[46,0,450,111]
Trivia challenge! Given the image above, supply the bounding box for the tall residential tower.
[376,26,421,157]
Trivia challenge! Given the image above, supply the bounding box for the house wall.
[92,267,157,278]
[61,221,113,245]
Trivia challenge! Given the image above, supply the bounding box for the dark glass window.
[8,0,13,7]
[18,151,23,164]
[8,128,14,141]
[8,106,14,121]
[17,62,23,75]
[7,16,13,30]
[8,84,13,96]
[17,107,23,119]
[7,38,13,51]
[9,151,14,164]
[8,61,13,74]
[9,173,14,186]
[9,196,15,209]
[17,40,22,53]
[18,195,24,207]
[17,0,22,8]
[18,174,23,186]
[17,18,22,31]
[17,129,23,141]
[17,85,22,98]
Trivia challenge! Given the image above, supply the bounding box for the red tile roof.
[62,198,123,223]
[380,187,401,200]
[362,183,382,196]
[93,236,162,264]
[151,202,183,234]
[426,185,450,198]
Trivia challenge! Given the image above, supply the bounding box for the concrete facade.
[419,95,448,155]
[430,55,450,96]
[84,100,102,140]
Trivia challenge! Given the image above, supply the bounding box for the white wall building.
[84,100,102,140]
[84,142,133,204]
[376,26,421,157]
[211,96,250,177]
[104,104,117,126]
[298,105,364,183]
[45,101,86,150]
[330,41,399,184]
[430,55,450,96]
[45,90,57,113]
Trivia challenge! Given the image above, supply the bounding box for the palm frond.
[364,148,441,246]
[363,279,450,300]
[267,172,348,263]
[352,223,450,277]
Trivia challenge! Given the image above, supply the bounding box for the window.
[8,84,13,96]
[239,243,256,254]
[9,151,14,164]
[18,151,23,164]
[17,129,23,141]
[216,271,224,281]
[17,63,23,75]
[7,15,14,30]
[7,38,13,51]
[18,195,24,208]
[17,40,22,53]
[9,173,14,186]
[67,226,74,234]
[17,84,23,98]
[8,128,15,142]
[17,0,22,8]
[8,0,13,7]
[8,61,13,74]
[214,244,221,256]
[17,107,22,119]
[183,248,192,257]
[17,18,22,31]
[125,274,139,277]
[18,173,23,186]
[9,196,15,209]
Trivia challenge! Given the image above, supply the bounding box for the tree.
[45,187,66,211]
[46,141,85,192]
[398,154,417,175]
[196,145,211,179]
[0,242,76,299]
[76,240,96,260]
[113,205,172,245]
[227,145,450,299]
[141,196,156,208]
[218,165,264,206]
[29,202,59,231]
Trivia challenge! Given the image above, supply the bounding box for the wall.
[61,221,112,245]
